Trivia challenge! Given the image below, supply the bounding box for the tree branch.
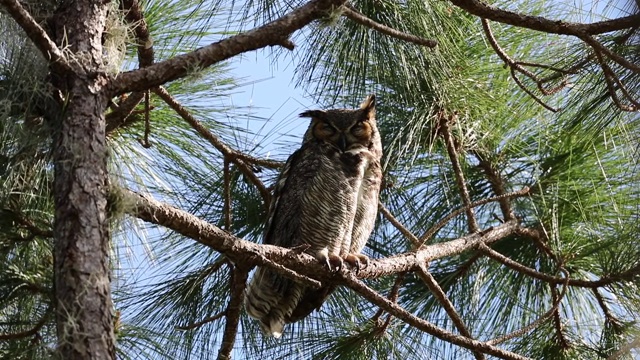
[153,86,272,207]
[438,111,479,233]
[417,265,485,360]
[122,188,521,281]
[342,272,531,360]
[217,266,248,360]
[109,0,347,95]
[0,0,72,73]
[419,188,530,245]
[449,0,640,36]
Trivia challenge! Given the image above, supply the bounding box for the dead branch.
[342,4,437,48]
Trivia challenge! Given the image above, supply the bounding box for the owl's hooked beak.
[338,134,347,152]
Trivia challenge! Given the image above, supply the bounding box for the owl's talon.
[344,254,370,272]
[324,254,343,272]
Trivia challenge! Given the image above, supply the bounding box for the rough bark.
[51,1,114,359]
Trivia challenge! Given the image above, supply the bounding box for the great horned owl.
[244,95,383,338]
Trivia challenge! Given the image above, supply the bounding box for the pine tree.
[0,0,638,359]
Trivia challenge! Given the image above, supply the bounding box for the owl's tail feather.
[245,268,304,338]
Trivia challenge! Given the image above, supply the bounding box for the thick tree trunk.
[51,1,114,359]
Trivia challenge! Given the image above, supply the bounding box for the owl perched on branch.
[245,95,383,338]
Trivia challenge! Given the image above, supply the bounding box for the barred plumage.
[245,95,383,337]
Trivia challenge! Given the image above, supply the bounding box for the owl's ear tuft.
[360,94,375,119]
[299,110,325,119]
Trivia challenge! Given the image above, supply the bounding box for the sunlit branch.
[123,187,521,280]
[111,0,348,95]
[342,4,437,48]
[450,0,640,35]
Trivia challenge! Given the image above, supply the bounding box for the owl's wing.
[262,143,317,248]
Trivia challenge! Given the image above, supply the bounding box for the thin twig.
[592,49,639,111]
[0,307,50,340]
[372,273,406,330]
[379,203,420,247]
[480,241,640,289]
[342,4,437,48]
[419,187,530,245]
[217,266,249,360]
[580,33,640,74]
[417,264,485,360]
[176,311,226,331]
[439,111,479,233]
[481,19,560,111]
[471,150,517,221]
[487,269,570,345]
[139,90,151,148]
[341,272,531,360]
[223,157,232,230]
[0,0,72,73]
[153,86,272,207]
